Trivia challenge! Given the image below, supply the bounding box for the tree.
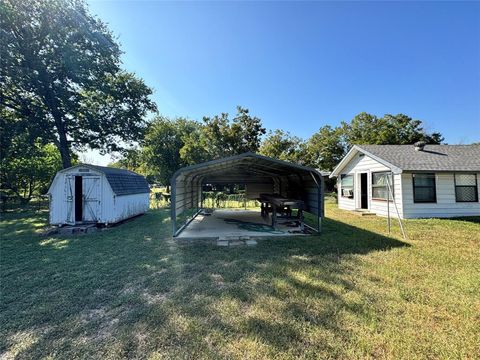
[342,112,443,146]
[1,0,157,168]
[1,134,64,202]
[109,147,144,172]
[142,117,201,189]
[259,129,305,163]
[304,125,346,171]
[182,106,266,161]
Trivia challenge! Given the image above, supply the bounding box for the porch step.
[352,210,376,217]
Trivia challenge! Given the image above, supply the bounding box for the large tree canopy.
[342,113,444,146]
[259,129,304,164]
[142,117,201,187]
[179,106,266,164]
[139,107,266,186]
[0,0,157,168]
[303,125,345,171]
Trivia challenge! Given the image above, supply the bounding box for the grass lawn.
[1,204,479,359]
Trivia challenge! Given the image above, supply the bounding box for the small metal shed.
[171,152,324,237]
[48,164,150,226]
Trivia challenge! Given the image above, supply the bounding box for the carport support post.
[171,179,176,237]
[310,171,322,233]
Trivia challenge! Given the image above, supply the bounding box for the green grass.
[1,205,479,359]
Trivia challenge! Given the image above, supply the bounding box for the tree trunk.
[57,129,72,168]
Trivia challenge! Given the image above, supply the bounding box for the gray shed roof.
[331,144,480,176]
[71,164,149,196]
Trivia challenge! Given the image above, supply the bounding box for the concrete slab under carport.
[176,209,308,240]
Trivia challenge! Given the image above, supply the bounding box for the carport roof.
[171,152,323,182]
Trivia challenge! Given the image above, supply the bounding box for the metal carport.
[170,152,324,237]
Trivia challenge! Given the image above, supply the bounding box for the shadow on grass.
[442,216,480,225]
[1,210,408,358]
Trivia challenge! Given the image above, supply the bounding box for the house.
[48,164,150,226]
[170,152,324,237]
[329,143,480,218]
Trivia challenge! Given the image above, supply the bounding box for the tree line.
[111,108,444,190]
[0,0,449,203]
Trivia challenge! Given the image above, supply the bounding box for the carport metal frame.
[170,152,324,237]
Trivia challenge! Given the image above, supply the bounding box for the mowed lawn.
[1,204,479,359]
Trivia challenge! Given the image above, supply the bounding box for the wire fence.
[201,192,260,209]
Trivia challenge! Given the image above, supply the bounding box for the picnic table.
[258,193,304,230]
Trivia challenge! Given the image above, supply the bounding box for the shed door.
[82,177,101,222]
[65,175,75,225]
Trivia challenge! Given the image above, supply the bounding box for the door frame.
[74,176,83,222]
[65,175,76,225]
[356,171,370,210]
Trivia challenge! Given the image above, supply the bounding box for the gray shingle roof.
[357,145,480,172]
[85,165,150,196]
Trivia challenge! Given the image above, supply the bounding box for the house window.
[372,172,393,200]
[455,174,478,202]
[340,174,354,198]
[413,173,436,203]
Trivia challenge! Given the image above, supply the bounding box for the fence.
[202,192,260,209]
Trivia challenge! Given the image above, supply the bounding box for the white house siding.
[337,153,404,218]
[402,172,480,218]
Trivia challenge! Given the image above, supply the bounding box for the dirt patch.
[141,291,169,305]
[210,273,225,288]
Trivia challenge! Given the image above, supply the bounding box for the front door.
[360,173,368,209]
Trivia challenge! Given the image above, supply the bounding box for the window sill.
[371,198,394,202]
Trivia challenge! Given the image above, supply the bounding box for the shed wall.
[112,193,150,223]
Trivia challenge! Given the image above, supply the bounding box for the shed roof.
[58,164,150,196]
[330,144,480,177]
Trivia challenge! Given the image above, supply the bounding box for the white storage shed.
[48,164,150,226]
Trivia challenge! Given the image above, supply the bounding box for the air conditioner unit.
[342,189,354,198]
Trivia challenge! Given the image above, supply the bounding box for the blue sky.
[85,1,480,164]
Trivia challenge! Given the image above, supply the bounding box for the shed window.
[372,172,393,200]
[455,174,478,202]
[340,174,354,198]
[413,173,436,203]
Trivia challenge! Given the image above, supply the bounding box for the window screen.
[372,172,393,200]
[455,174,478,202]
[413,173,436,203]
